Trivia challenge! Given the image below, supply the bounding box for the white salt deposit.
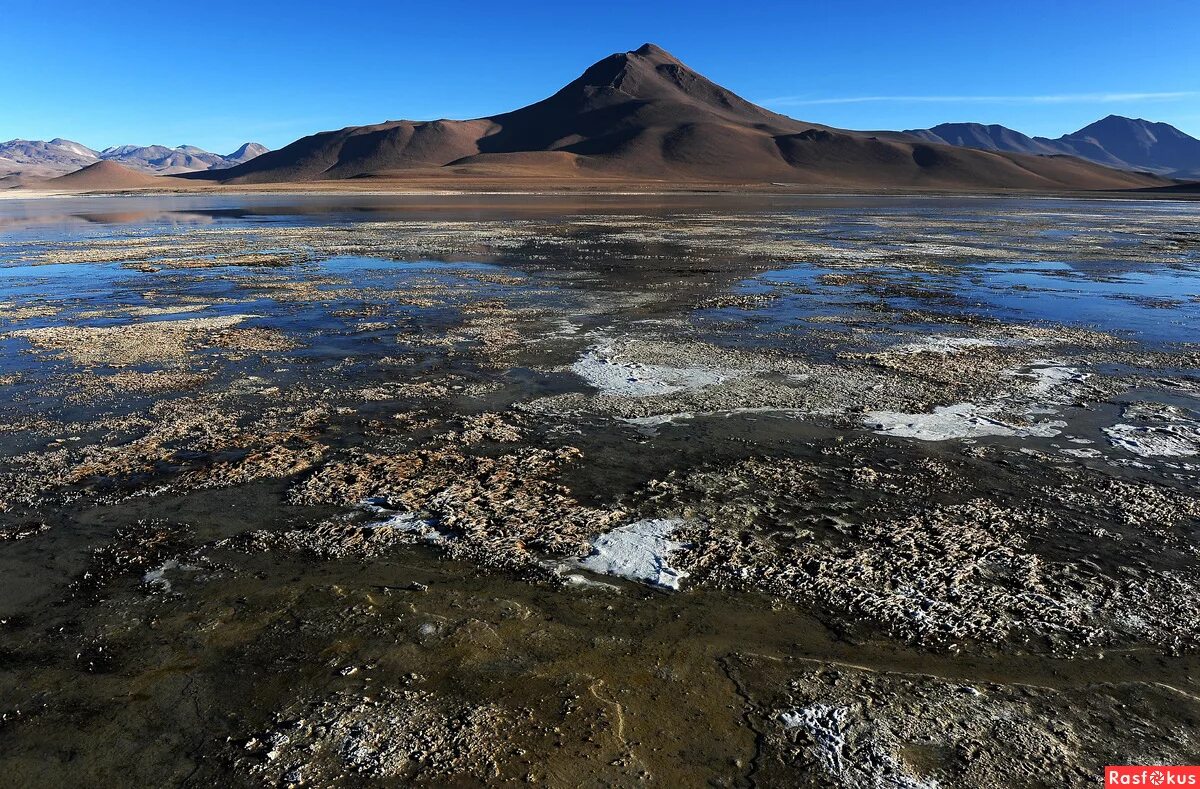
[1103,403,1200,458]
[560,572,622,591]
[1013,362,1089,398]
[780,705,850,775]
[360,501,443,542]
[865,361,1083,442]
[623,407,810,432]
[624,412,696,428]
[572,343,733,397]
[142,559,199,592]
[865,403,1066,441]
[890,336,1002,355]
[578,518,690,590]
[1060,447,1103,458]
[1104,423,1200,457]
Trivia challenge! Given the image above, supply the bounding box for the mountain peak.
[632,42,677,60]
[1086,114,1147,129]
[906,122,1059,156]
[226,142,269,162]
[542,40,790,130]
[48,160,166,189]
[570,43,692,92]
[1072,115,1183,138]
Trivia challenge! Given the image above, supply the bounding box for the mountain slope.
[196,44,1165,190]
[906,116,1200,178]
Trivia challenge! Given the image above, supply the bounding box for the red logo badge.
[1106,767,1200,787]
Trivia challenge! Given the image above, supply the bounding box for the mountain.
[0,138,100,179]
[190,44,1165,190]
[0,140,269,179]
[100,144,229,174]
[1058,116,1200,177]
[226,142,269,164]
[100,143,270,174]
[905,124,1066,157]
[905,116,1200,179]
[45,161,179,190]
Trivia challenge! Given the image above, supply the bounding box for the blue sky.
[3,0,1198,153]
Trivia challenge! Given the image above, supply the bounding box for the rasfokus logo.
[1106,766,1200,786]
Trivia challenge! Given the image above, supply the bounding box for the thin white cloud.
[763,91,1199,107]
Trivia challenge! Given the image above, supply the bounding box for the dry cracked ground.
[1,193,1199,787]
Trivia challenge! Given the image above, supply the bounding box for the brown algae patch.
[64,369,213,398]
[0,302,61,322]
[290,434,626,572]
[10,315,296,367]
[227,511,434,561]
[16,205,1199,279]
[0,393,332,510]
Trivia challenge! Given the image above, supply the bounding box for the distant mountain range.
[181,44,1163,190]
[0,139,268,179]
[905,116,1200,179]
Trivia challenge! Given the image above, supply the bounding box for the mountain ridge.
[0,139,270,178]
[905,116,1200,178]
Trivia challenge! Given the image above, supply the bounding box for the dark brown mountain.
[193,44,1169,189]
